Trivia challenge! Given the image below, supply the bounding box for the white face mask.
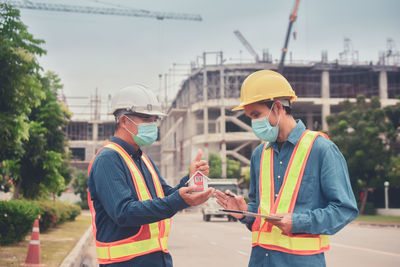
[123,116,158,146]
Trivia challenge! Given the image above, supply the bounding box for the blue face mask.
[124,116,158,146]
[251,103,281,142]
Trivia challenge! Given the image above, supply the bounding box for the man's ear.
[118,116,127,128]
[274,101,283,114]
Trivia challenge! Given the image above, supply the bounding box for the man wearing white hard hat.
[88,84,213,266]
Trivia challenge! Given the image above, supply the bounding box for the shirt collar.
[110,136,142,159]
[267,119,306,150]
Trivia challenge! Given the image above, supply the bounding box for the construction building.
[64,52,400,186]
[158,52,400,186]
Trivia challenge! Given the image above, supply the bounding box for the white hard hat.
[111,84,166,117]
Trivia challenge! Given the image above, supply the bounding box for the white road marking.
[191,234,199,238]
[241,236,251,241]
[210,241,217,245]
[331,242,400,257]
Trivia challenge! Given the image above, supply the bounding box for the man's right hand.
[179,186,214,206]
[214,189,248,219]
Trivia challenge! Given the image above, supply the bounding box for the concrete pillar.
[203,53,209,162]
[92,122,98,141]
[92,122,99,158]
[306,111,313,130]
[321,71,330,131]
[379,71,388,99]
[220,64,227,178]
[321,71,330,98]
[322,103,330,131]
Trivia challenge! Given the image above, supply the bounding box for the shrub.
[0,200,41,245]
[34,201,81,232]
[358,201,376,215]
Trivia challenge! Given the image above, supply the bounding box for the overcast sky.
[14,0,400,119]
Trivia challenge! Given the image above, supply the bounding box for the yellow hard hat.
[232,70,297,111]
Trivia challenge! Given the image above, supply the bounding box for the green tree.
[241,166,251,189]
[385,101,400,188]
[208,153,222,178]
[0,4,72,199]
[73,170,89,209]
[208,153,241,178]
[12,72,71,199]
[227,158,241,178]
[0,3,45,162]
[327,95,397,214]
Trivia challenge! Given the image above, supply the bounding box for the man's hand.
[266,213,292,234]
[189,149,209,177]
[214,189,247,219]
[179,186,214,206]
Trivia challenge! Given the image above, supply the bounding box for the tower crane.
[7,0,202,21]
[233,30,259,63]
[278,0,300,73]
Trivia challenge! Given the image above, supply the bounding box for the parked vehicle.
[201,179,239,222]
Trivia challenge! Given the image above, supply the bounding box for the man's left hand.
[190,149,209,177]
[266,213,292,234]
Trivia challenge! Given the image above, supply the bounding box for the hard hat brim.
[232,105,244,111]
[231,95,297,112]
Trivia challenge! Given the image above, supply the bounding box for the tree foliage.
[208,153,241,178]
[208,153,222,178]
[327,95,398,214]
[0,3,45,161]
[73,170,89,209]
[0,3,72,199]
[13,72,71,199]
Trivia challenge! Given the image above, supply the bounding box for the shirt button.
[278,175,281,179]
[280,161,283,165]
[265,253,269,256]
[275,194,278,198]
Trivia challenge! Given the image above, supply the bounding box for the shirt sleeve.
[291,142,359,235]
[89,152,189,228]
[240,148,259,229]
[148,156,189,196]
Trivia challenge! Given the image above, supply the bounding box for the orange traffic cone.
[21,218,45,266]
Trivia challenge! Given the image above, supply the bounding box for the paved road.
[168,212,400,267]
[86,211,400,266]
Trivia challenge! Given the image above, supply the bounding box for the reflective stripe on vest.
[87,142,171,264]
[251,130,330,255]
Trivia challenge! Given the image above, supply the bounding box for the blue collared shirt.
[88,136,189,267]
[241,120,358,267]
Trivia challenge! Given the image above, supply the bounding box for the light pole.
[384,181,390,210]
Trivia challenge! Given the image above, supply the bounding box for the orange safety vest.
[252,130,330,255]
[87,142,171,264]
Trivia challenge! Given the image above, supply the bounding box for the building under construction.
[64,53,400,186]
[158,52,400,185]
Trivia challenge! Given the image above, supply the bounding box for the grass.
[355,215,400,224]
[0,213,92,266]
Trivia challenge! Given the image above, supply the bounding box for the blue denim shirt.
[241,120,358,267]
[88,136,189,267]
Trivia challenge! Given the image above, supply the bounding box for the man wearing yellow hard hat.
[215,70,358,267]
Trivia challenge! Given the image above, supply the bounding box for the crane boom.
[8,0,202,21]
[278,0,300,73]
[233,30,259,63]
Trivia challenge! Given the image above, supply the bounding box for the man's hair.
[260,100,292,115]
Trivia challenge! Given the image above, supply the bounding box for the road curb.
[60,225,95,267]
[351,221,400,228]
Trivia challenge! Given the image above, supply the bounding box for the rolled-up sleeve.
[89,153,188,228]
[291,143,358,235]
[240,148,260,228]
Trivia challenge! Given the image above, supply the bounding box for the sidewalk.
[60,210,98,267]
